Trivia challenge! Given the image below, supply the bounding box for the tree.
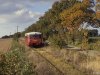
[81,30,89,50]
[96,12,100,20]
[96,0,100,2]
[24,0,77,39]
[60,0,97,44]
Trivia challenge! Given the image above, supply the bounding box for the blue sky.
[0,0,59,37]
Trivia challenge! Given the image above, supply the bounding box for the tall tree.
[60,0,97,44]
[25,0,77,38]
[96,12,100,19]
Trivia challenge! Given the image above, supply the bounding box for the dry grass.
[60,49,100,75]
[41,47,100,75]
[38,49,84,75]
[80,56,100,74]
[0,38,12,53]
[26,49,62,75]
[19,38,100,75]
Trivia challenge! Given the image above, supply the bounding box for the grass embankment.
[37,47,100,75]
[0,41,36,75]
[37,48,85,75]
[27,48,63,75]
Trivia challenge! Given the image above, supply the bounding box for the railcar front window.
[33,35,41,39]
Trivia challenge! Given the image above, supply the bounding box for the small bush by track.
[0,40,37,75]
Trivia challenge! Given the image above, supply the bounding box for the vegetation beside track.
[20,37,100,75]
[0,38,100,75]
[0,41,37,75]
[36,47,100,75]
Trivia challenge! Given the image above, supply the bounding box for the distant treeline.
[1,32,21,39]
[1,35,13,39]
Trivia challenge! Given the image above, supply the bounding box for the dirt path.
[0,38,12,53]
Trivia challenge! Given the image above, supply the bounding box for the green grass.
[89,37,100,40]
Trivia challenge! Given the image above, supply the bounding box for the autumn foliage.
[96,12,100,19]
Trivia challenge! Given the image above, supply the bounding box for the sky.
[0,0,59,37]
[0,0,99,37]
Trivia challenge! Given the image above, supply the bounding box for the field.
[0,38,12,53]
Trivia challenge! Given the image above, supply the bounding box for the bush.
[49,34,67,48]
[0,41,37,75]
[89,41,100,50]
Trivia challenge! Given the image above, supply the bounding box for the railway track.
[28,47,64,75]
[20,39,64,74]
[36,49,86,75]
[20,39,86,75]
[27,47,86,75]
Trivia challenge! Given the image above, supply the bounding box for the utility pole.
[16,26,19,41]
[10,32,11,38]
[17,26,18,33]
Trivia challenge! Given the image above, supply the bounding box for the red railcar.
[25,32,43,46]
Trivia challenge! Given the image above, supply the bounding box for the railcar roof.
[25,32,42,36]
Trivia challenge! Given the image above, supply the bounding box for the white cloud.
[0,18,7,24]
[15,9,28,16]
[29,0,59,3]
[29,11,44,18]
[13,8,44,24]
[15,8,44,18]
[0,0,59,37]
